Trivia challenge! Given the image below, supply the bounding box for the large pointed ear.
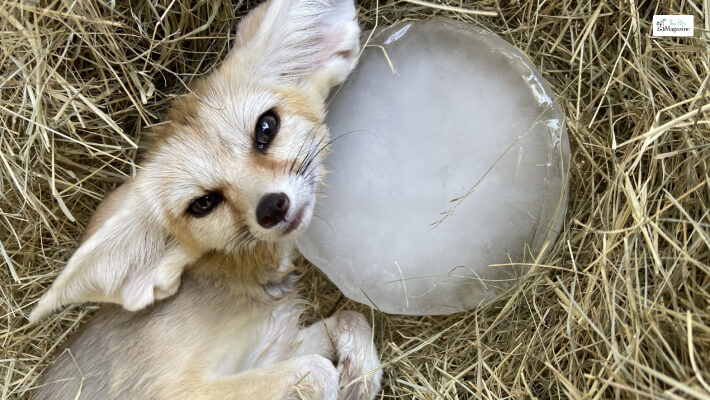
[29,182,200,323]
[232,0,360,95]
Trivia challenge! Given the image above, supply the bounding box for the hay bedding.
[1,0,708,398]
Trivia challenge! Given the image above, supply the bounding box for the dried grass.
[2,0,709,399]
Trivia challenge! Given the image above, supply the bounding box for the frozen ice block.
[297,20,569,315]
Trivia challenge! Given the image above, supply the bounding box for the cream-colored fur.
[29,0,382,398]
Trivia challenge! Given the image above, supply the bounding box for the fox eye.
[187,193,223,217]
[255,109,279,153]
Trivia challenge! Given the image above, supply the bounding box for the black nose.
[256,192,290,228]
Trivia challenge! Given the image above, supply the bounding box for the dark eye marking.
[255,109,279,153]
[187,192,223,217]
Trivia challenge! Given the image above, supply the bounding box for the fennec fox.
[29,0,382,398]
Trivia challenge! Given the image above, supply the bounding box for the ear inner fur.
[81,183,131,243]
[28,188,196,323]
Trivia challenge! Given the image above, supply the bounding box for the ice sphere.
[297,20,569,315]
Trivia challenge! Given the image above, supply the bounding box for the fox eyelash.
[187,192,224,217]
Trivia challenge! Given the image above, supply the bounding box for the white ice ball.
[297,20,569,315]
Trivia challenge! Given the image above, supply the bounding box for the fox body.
[29,0,381,399]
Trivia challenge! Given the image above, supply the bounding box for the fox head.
[29,0,360,323]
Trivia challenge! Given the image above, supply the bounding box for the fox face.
[143,72,329,250]
[29,0,360,323]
